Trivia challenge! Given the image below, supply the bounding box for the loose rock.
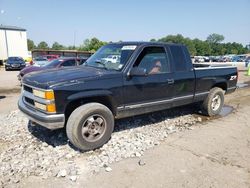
[105,167,112,172]
[138,159,146,166]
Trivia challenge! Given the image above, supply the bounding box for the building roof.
[0,25,26,31]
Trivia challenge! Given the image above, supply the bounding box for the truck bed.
[193,62,233,68]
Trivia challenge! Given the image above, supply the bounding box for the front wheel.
[66,103,114,151]
[202,87,224,116]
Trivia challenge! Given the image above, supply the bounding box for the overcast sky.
[0,0,250,46]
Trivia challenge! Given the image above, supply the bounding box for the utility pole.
[73,30,76,50]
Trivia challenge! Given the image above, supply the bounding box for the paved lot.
[0,67,21,93]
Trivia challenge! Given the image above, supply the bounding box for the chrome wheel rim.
[211,94,221,111]
[81,114,106,142]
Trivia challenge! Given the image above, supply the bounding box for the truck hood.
[23,66,116,89]
[20,65,45,75]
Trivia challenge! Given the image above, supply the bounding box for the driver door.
[122,46,174,111]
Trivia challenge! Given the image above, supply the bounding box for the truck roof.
[110,41,184,47]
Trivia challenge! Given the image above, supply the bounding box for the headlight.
[33,89,55,100]
[34,102,56,113]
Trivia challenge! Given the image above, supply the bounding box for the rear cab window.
[169,46,188,72]
[61,59,76,67]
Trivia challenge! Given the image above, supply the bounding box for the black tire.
[66,103,114,151]
[202,87,224,116]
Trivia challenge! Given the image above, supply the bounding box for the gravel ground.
[0,105,203,187]
[0,63,249,187]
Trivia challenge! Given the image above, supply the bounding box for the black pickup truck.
[18,42,238,151]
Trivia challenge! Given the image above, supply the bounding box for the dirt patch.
[0,88,21,94]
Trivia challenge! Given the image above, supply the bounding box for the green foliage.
[27,39,36,51]
[29,35,247,56]
[79,38,108,52]
[206,33,225,44]
[37,41,49,49]
[158,34,196,55]
[193,39,211,56]
[51,42,65,50]
[67,46,76,50]
[154,34,246,56]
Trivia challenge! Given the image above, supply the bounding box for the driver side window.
[133,47,169,74]
[61,59,76,67]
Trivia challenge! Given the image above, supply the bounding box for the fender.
[67,90,113,101]
[211,78,228,91]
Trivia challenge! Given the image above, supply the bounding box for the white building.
[0,25,28,62]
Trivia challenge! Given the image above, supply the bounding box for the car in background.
[41,54,60,61]
[5,57,26,71]
[32,56,49,67]
[18,57,87,82]
[102,55,120,63]
[194,56,205,63]
[245,57,250,67]
[231,55,244,62]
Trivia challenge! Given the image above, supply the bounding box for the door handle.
[167,79,175,84]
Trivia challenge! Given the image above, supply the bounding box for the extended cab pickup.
[18,42,238,151]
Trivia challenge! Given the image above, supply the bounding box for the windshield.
[34,57,47,61]
[44,59,62,68]
[84,44,136,71]
[8,57,23,61]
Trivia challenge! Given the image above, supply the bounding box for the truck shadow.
[27,104,200,150]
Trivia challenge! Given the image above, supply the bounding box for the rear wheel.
[202,87,224,116]
[66,103,114,151]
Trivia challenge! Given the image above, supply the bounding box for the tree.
[51,42,65,50]
[37,41,49,49]
[158,34,196,55]
[67,45,76,50]
[79,37,107,52]
[27,39,36,51]
[206,33,225,44]
[193,39,211,56]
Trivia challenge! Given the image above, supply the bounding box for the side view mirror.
[129,67,147,77]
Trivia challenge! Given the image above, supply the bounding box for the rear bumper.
[18,97,65,130]
[226,86,237,94]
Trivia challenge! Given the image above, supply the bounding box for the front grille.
[24,97,34,106]
[23,85,33,93]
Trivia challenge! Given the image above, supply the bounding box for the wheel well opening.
[212,82,227,91]
[64,96,115,125]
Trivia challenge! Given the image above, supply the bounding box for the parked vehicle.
[18,42,238,151]
[194,56,204,63]
[5,56,26,71]
[102,55,120,63]
[32,56,49,67]
[245,57,250,67]
[231,56,240,62]
[17,57,87,82]
[41,54,60,61]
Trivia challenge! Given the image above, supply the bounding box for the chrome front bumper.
[18,97,65,130]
